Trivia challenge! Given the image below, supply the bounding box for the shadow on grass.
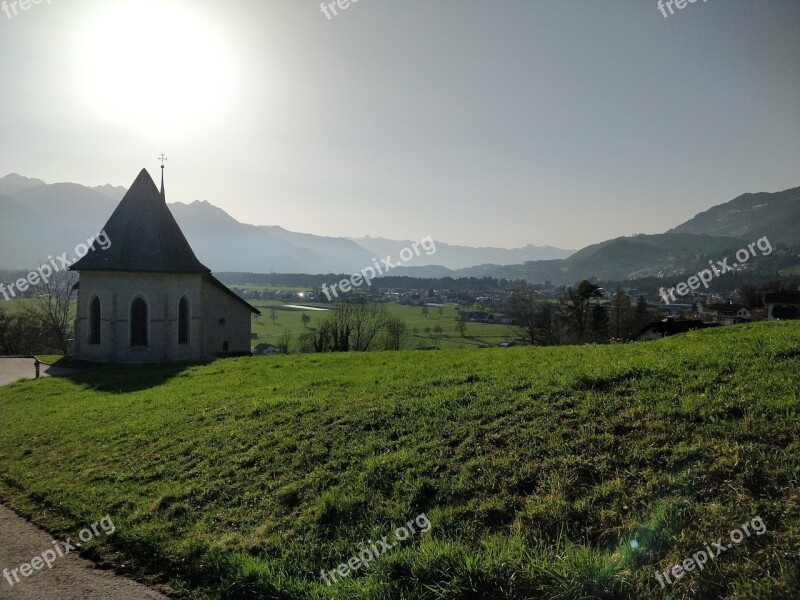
[62,360,199,393]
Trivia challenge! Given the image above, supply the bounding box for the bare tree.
[351,302,391,351]
[455,318,467,338]
[298,320,334,353]
[24,269,77,354]
[382,316,409,350]
[609,289,639,340]
[278,328,291,354]
[328,302,355,352]
[509,288,559,346]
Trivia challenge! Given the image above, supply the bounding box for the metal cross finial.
[158,154,168,167]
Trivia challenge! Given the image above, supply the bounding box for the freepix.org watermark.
[320,513,431,585]
[320,0,366,20]
[659,236,772,304]
[3,515,115,588]
[321,236,436,301]
[0,230,111,301]
[654,515,766,588]
[657,0,709,19]
[1,0,53,20]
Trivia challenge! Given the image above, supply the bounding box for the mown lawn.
[0,322,798,599]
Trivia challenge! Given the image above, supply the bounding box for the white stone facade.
[73,271,253,364]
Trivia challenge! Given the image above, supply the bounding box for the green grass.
[252,301,512,350]
[34,354,66,365]
[1,322,799,599]
[778,263,800,276]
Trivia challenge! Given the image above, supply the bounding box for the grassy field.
[0,322,799,599]
[252,301,511,350]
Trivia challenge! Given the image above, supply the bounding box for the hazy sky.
[1,0,798,249]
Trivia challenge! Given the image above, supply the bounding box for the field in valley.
[250,301,512,350]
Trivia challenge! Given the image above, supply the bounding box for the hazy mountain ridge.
[1,174,797,283]
[0,174,572,273]
[351,236,575,268]
[0,173,46,196]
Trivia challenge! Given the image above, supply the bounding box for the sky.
[0,0,798,250]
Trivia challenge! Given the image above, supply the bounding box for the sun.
[71,1,239,133]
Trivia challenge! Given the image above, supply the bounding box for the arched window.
[178,297,190,344]
[130,297,148,347]
[89,296,101,345]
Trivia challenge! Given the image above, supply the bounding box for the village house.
[636,318,720,342]
[699,302,750,326]
[764,291,800,320]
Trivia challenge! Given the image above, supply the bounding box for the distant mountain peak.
[0,173,46,196]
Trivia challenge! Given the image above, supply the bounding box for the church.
[70,167,260,364]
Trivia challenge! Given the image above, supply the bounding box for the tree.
[351,302,391,351]
[509,288,559,346]
[564,280,601,343]
[298,320,334,353]
[301,313,311,328]
[438,305,444,316]
[587,304,610,344]
[278,328,291,354]
[0,307,48,355]
[636,295,649,316]
[456,318,467,338]
[422,304,429,318]
[25,269,77,354]
[328,302,355,352]
[609,289,638,340]
[382,316,409,350]
[307,301,391,352]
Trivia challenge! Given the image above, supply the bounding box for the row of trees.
[0,271,75,355]
[509,281,652,346]
[297,302,410,353]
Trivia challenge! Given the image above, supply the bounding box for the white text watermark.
[320,513,431,585]
[2,0,53,20]
[320,0,367,20]
[0,231,111,301]
[321,236,436,301]
[654,515,766,588]
[659,236,772,304]
[3,515,115,588]
[657,0,709,19]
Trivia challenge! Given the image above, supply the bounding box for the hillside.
[413,232,756,283]
[0,322,798,599]
[670,186,800,245]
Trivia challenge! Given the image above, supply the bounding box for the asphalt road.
[0,504,169,600]
[0,358,74,387]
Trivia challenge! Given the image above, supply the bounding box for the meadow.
[251,301,512,350]
[0,322,798,599]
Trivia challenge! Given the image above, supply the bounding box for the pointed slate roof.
[71,169,210,274]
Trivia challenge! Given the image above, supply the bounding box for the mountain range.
[0,172,798,284]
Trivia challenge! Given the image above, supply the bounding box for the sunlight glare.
[72,1,239,133]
